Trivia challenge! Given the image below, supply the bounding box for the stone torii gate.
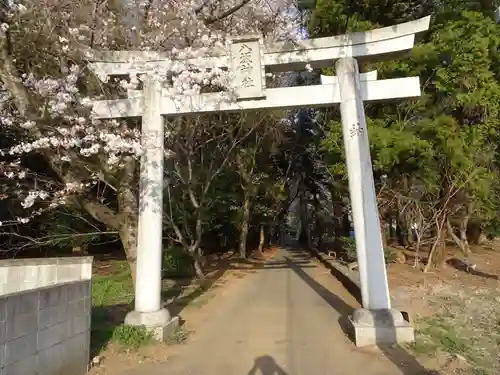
[87,16,430,346]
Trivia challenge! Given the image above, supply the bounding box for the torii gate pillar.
[123,76,180,338]
[337,58,414,346]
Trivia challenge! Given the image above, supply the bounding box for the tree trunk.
[425,217,447,272]
[396,211,408,247]
[468,220,482,244]
[239,192,251,258]
[299,195,310,248]
[459,214,470,256]
[424,234,440,272]
[446,217,470,257]
[341,210,351,237]
[313,213,322,250]
[80,195,138,282]
[388,215,396,244]
[380,217,387,249]
[414,234,422,268]
[257,225,265,254]
[189,214,205,279]
[118,218,138,283]
[116,157,139,284]
[193,255,205,279]
[406,220,414,247]
[269,225,276,245]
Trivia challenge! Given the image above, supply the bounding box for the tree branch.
[195,0,213,14]
[79,199,122,230]
[0,35,35,119]
[203,0,251,24]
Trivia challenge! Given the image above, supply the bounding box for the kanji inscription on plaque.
[230,36,265,100]
[238,44,253,72]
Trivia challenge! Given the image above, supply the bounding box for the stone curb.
[307,247,363,305]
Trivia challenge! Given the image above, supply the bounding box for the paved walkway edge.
[307,247,363,305]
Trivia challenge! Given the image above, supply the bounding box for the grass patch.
[417,317,473,356]
[407,334,438,356]
[91,261,137,354]
[92,262,134,306]
[412,314,489,371]
[472,369,493,375]
[111,325,154,349]
[406,284,500,375]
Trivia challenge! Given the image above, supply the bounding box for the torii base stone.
[349,309,414,347]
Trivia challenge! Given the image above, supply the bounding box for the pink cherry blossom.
[0,0,300,225]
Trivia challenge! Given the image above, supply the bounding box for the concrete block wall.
[0,257,93,375]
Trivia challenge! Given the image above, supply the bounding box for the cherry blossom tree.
[0,0,299,278]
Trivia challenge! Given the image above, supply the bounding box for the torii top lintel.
[85,16,430,78]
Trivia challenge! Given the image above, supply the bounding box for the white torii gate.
[88,16,430,346]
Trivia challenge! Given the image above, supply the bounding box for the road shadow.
[283,251,354,321]
[282,247,438,375]
[91,302,132,357]
[230,260,316,270]
[247,356,289,375]
[164,248,284,319]
[164,267,227,319]
[300,245,363,305]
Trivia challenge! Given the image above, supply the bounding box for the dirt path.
[118,247,431,375]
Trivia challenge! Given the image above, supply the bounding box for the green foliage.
[30,205,119,254]
[339,236,356,262]
[483,215,500,238]
[322,118,435,179]
[163,247,194,277]
[314,1,500,238]
[92,262,134,306]
[111,325,154,349]
[384,248,398,264]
